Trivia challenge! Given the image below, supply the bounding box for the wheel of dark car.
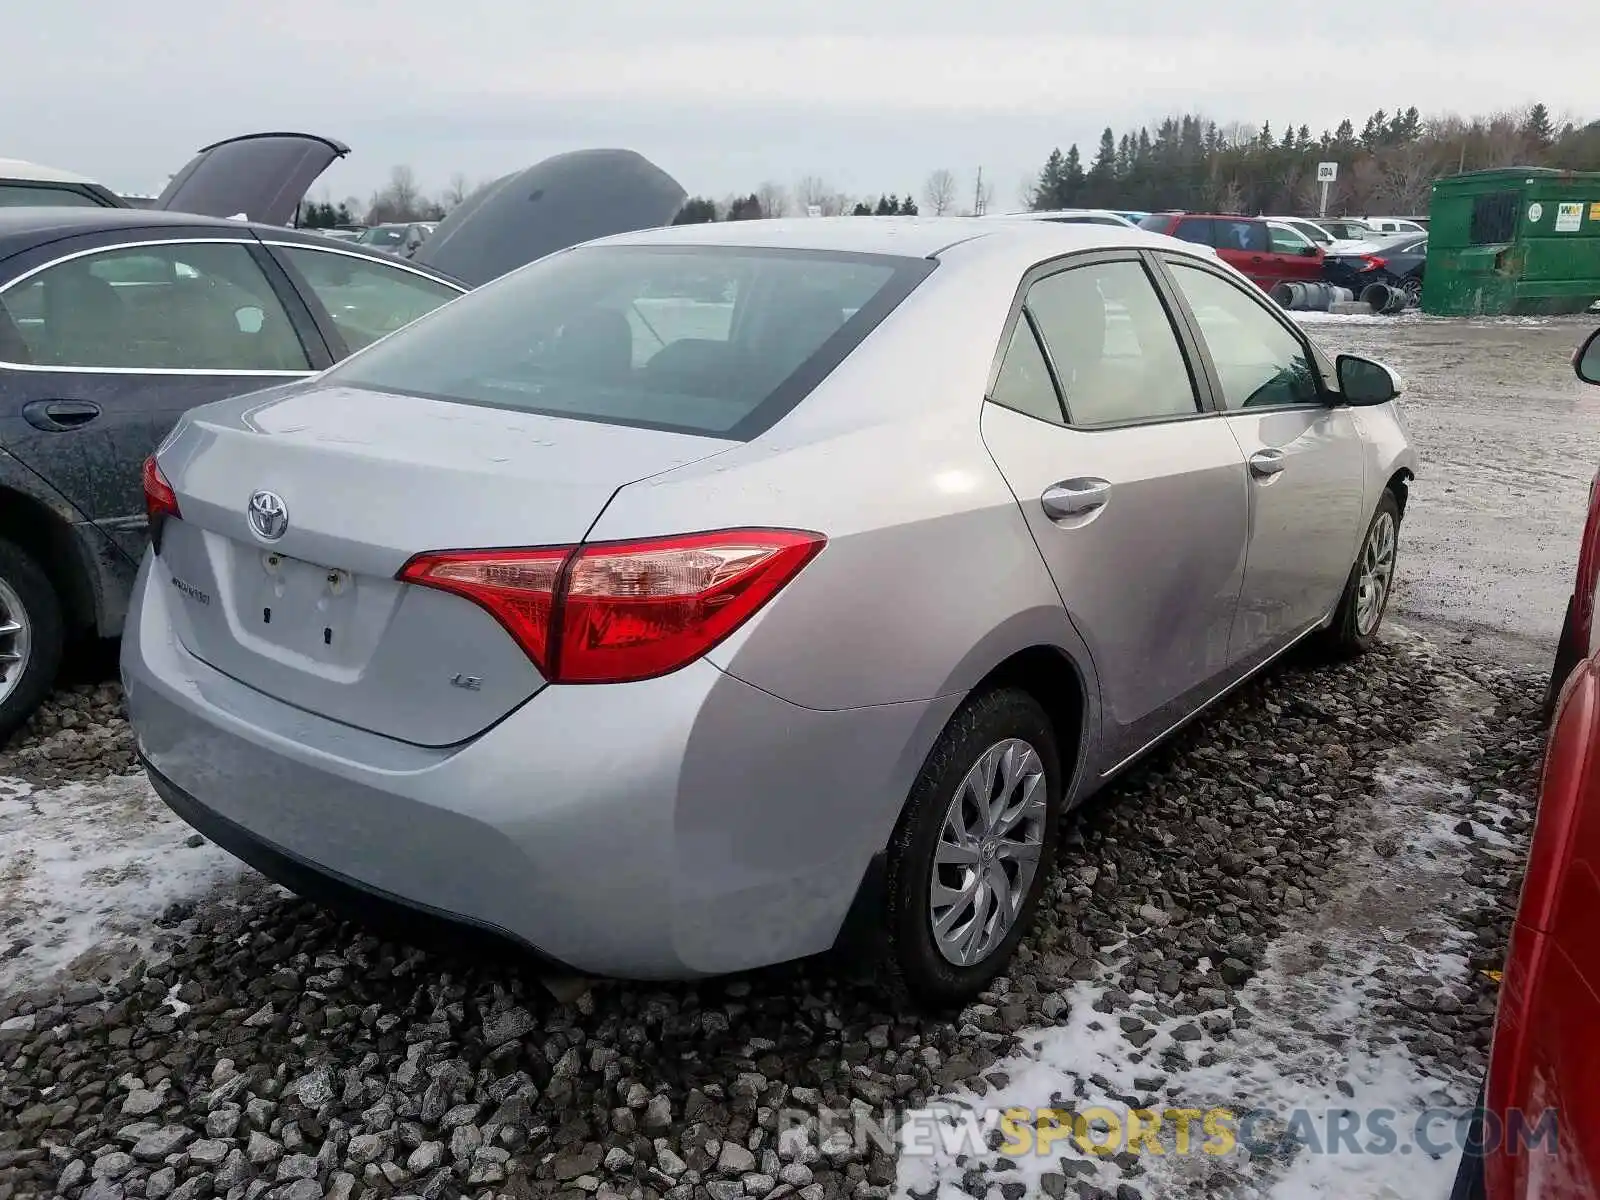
[0,537,64,745]
[1322,490,1402,657]
[874,687,1062,1008]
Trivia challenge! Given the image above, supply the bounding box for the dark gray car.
[0,148,688,740]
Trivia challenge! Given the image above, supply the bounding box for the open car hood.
[157,132,349,226]
[411,148,686,287]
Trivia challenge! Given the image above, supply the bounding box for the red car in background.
[1452,327,1600,1200]
[1136,212,1324,292]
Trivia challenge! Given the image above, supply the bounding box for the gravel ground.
[0,636,1543,1200]
[0,313,1573,1200]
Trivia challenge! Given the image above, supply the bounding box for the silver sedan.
[122,217,1415,1007]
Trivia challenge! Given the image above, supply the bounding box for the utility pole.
[972,167,986,216]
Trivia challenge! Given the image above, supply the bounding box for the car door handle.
[1041,478,1111,520]
[22,399,101,431]
[1248,449,1287,478]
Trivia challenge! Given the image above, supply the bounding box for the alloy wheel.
[1355,511,1397,637]
[0,575,31,708]
[929,738,1048,967]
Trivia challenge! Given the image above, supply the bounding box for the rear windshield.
[324,244,933,439]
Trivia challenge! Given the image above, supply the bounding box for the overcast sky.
[9,0,1593,211]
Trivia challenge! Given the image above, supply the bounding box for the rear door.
[0,232,326,563]
[978,251,1250,765]
[157,133,349,226]
[1210,218,1275,289]
[1156,253,1366,668]
[263,241,465,355]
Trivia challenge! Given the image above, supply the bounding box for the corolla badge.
[246,490,289,542]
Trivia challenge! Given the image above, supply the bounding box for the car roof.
[592,215,1185,259]
[0,157,103,185]
[0,206,468,287]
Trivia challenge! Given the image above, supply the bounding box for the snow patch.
[0,772,246,997]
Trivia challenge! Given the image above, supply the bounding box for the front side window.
[323,245,930,439]
[1270,225,1312,254]
[1168,261,1319,410]
[1024,260,1199,427]
[0,242,309,371]
[278,247,461,351]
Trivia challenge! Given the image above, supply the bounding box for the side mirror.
[1336,354,1404,405]
[1577,329,1600,386]
[1300,244,1319,256]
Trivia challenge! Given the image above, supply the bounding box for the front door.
[1210,217,1275,289]
[978,252,1250,763]
[0,234,323,563]
[1159,255,1366,669]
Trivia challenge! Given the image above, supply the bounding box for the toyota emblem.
[247,490,289,542]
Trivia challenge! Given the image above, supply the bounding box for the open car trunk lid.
[152,382,732,746]
[157,132,349,226]
[410,148,686,287]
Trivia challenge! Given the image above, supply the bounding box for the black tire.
[1447,1083,1488,1200]
[1543,596,1584,725]
[1322,490,1402,658]
[874,687,1062,1009]
[0,537,64,747]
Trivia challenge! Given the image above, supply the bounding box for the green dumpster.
[1423,167,1600,316]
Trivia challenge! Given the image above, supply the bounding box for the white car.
[0,158,124,208]
[1362,216,1426,236]
[985,209,1139,228]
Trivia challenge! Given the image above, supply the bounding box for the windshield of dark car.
[323,243,935,440]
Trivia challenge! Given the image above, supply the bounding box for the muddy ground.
[1306,311,1600,665]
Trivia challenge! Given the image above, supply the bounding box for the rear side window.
[1213,220,1269,252]
[1172,218,1215,245]
[325,245,933,439]
[1024,260,1199,426]
[278,247,461,351]
[988,318,1062,424]
[1137,214,1173,232]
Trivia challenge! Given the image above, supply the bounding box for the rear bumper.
[122,552,953,978]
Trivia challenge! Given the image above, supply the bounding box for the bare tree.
[1376,140,1445,212]
[794,176,832,215]
[442,172,471,210]
[367,165,427,223]
[923,169,957,216]
[756,181,789,218]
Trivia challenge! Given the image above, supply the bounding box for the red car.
[1545,338,1600,720]
[1136,211,1324,292]
[1452,327,1600,1199]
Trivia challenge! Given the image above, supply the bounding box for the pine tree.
[1523,103,1555,147]
[898,195,918,216]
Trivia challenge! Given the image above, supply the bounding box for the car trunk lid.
[157,132,349,226]
[153,382,733,745]
[410,148,686,287]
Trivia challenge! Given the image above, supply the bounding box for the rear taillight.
[398,528,825,684]
[142,455,179,523]
[1360,255,1387,271]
